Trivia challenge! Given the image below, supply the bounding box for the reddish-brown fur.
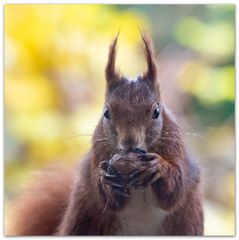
[7,165,75,235]
[7,34,204,236]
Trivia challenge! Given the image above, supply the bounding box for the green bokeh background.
[4,4,235,235]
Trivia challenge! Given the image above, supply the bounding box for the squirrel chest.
[115,187,167,235]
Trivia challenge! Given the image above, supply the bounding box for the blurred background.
[4,4,235,235]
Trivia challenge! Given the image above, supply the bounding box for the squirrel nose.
[119,138,145,153]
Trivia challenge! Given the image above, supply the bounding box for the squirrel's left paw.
[129,153,162,189]
[99,160,130,198]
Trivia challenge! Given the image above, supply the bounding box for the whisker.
[94,138,111,142]
[51,133,93,143]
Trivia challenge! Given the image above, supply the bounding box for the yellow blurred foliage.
[175,16,234,59]
[179,60,234,104]
[4,4,235,236]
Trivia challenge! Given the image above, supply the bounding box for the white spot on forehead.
[130,78,138,82]
[125,75,142,83]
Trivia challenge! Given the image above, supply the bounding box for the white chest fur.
[115,187,167,235]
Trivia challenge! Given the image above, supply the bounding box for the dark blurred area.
[4,4,234,235]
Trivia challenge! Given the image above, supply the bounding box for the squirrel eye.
[153,106,160,119]
[104,109,111,119]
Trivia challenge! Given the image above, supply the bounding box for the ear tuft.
[105,33,120,85]
[140,31,158,85]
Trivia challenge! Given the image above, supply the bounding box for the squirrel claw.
[129,169,142,179]
[104,173,117,179]
[100,175,126,188]
[99,161,109,170]
[129,165,159,188]
[139,171,158,187]
[112,187,129,198]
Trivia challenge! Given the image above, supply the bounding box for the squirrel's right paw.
[99,161,130,198]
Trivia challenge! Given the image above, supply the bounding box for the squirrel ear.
[141,32,158,86]
[105,33,120,86]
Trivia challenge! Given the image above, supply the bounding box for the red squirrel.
[9,34,204,236]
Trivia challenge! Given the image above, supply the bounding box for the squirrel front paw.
[99,160,130,198]
[128,153,162,189]
[98,157,134,211]
[98,152,162,210]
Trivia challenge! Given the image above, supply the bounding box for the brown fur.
[7,165,75,236]
[8,34,204,236]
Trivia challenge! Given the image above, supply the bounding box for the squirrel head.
[99,33,163,153]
